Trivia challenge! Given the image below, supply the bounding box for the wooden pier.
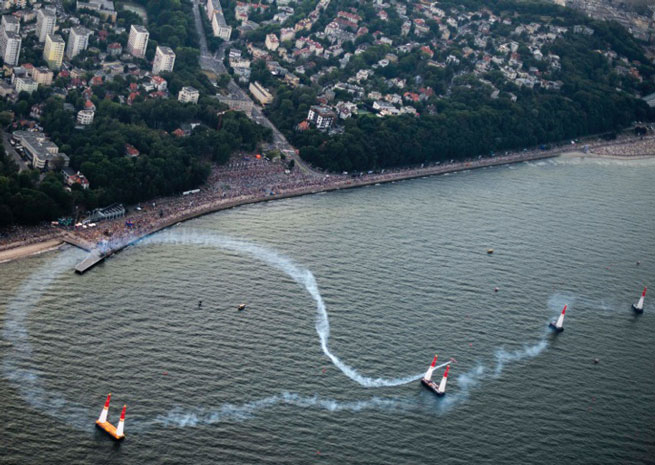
[74,249,106,274]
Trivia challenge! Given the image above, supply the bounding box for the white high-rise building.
[66,26,92,59]
[152,45,175,75]
[1,15,20,34]
[1,29,21,66]
[43,33,65,70]
[127,24,149,58]
[36,8,57,43]
[211,11,232,40]
[0,14,21,64]
[207,0,231,40]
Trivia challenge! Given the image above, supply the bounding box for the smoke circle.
[2,230,425,432]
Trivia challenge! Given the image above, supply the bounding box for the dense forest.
[0,145,73,226]
[296,91,648,171]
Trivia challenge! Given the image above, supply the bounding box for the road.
[2,132,28,172]
[191,0,317,175]
[192,0,227,74]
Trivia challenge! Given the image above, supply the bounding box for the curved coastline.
[2,136,654,265]
[71,149,561,269]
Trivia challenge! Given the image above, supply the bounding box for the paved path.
[190,0,317,175]
[192,0,226,74]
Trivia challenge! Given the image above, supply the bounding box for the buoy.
[494,287,499,292]
[549,305,566,332]
[95,394,126,440]
[593,358,599,364]
[632,287,646,314]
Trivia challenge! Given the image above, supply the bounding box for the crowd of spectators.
[588,135,655,158]
[1,133,653,253]
[0,225,63,251]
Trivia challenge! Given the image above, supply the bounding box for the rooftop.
[157,46,175,56]
[71,26,93,36]
[48,34,66,44]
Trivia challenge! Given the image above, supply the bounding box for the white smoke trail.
[2,230,561,432]
[146,392,409,430]
[493,340,548,377]
[2,251,93,430]
[437,297,569,412]
[143,229,425,388]
[436,338,549,414]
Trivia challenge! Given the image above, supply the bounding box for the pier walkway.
[74,249,105,274]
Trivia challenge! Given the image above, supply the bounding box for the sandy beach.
[0,239,64,263]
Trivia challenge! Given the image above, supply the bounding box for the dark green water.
[1,157,654,464]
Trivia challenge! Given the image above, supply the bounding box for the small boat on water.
[238,304,247,311]
[632,287,646,314]
[487,249,494,254]
[549,305,567,332]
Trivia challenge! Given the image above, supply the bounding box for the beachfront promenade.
[60,148,564,273]
[1,133,654,267]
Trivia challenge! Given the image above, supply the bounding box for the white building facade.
[127,24,149,58]
[77,109,94,125]
[178,86,199,104]
[152,45,175,75]
[207,0,231,40]
[1,15,20,34]
[15,76,37,94]
[1,30,21,66]
[66,26,92,59]
[36,8,57,43]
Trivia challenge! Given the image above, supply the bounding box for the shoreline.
[559,151,655,160]
[1,141,654,266]
[0,239,64,264]
[71,149,561,271]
